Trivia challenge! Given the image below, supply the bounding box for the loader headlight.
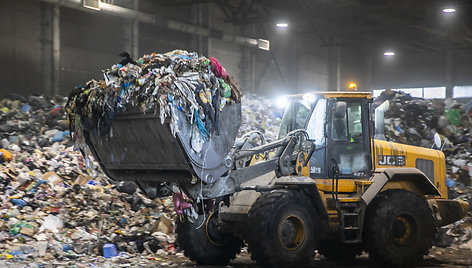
[276,96,289,109]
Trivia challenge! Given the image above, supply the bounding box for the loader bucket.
[85,103,241,185]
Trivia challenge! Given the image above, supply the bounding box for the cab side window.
[306,99,326,146]
[306,99,327,177]
[279,101,311,139]
[330,101,369,177]
[330,102,364,142]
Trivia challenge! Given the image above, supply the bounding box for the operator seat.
[333,118,347,140]
[332,101,347,140]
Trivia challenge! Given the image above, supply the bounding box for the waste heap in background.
[0,95,180,265]
[376,89,472,187]
[238,94,283,143]
[376,89,472,250]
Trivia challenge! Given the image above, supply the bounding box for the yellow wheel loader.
[85,91,468,267]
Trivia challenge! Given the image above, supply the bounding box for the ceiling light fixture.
[83,0,101,10]
[276,23,288,28]
[384,51,395,56]
[442,8,456,13]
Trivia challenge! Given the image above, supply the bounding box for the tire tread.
[365,190,435,267]
[246,190,316,267]
[176,215,242,265]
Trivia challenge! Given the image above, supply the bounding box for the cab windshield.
[278,99,313,139]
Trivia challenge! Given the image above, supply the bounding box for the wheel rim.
[392,215,415,245]
[205,212,232,247]
[278,215,305,251]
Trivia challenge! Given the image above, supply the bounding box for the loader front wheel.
[246,190,317,267]
[176,213,242,265]
[364,190,435,267]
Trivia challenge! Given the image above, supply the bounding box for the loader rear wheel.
[246,190,317,267]
[176,213,242,265]
[364,190,435,267]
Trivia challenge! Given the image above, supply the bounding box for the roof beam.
[39,0,269,50]
[229,0,472,25]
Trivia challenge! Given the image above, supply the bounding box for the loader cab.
[278,92,373,179]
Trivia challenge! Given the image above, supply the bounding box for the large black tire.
[176,213,242,265]
[318,239,362,261]
[246,190,318,267]
[364,190,435,267]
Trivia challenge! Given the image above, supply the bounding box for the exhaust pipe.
[374,100,390,140]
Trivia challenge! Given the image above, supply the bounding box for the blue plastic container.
[11,199,27,208]
[103,243,118,258]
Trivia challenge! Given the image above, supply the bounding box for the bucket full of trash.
[66,50,242,185]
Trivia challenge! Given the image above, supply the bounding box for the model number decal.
[378,155,405,166]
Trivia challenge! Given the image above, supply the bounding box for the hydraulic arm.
[183,129,315,199]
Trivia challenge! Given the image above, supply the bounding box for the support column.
[40,3,53,96]
[295,33,299,91]
[41,3,60,97]
[132,15,138,58]
[197,4,204,55]
[327,46,336,90]
[123,0,139,58]
[240,46,252,93]
[445,51,454,98]
[241,25,254,93]
[52,4,60,96]
[367,54,373,92]
[336,46,341,92]
[250,44,255,93]
[206,4,212,57]
[191,3,210,56]
[200,4,210,56]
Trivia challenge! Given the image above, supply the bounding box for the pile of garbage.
[238,94,283,143]
[0,95,180,265]
[376,90,472,184]
[66,50,241,158]
[377,90,470,148]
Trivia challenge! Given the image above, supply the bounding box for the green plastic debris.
[10,221,34,235]
[219,78,232,98]
[445,109,461,126]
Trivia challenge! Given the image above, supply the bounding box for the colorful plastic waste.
[10,199,27,208]
[103,244,118,258]
[0,95,180,265]
[0,149,12,162]
[66,50,242,160]
[173,193,192,215]
[21,104,32,113]
[238,94,283,143]
[446,109,461,126]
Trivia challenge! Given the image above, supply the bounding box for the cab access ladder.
[336,198,363,243]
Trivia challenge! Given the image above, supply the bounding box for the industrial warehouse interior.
[1,0,472,267]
